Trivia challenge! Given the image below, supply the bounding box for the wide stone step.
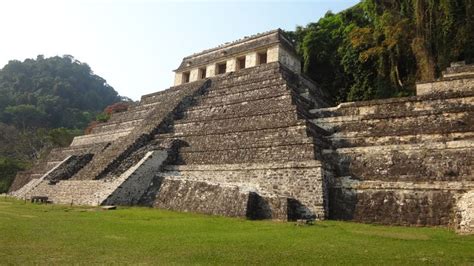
[26,161,62,176]
[140,82,203,105]
[47,143,104,160]
[178,136,314,153]
[328,132,474,148]
[144,70,278,103]
[115,81,212,123]
[205,77,285,98]
[168,112,300,136]
[196,82,288,106]
[128,101,161,112]
[91,119,143,134]
[71,129,132,147]
[313,110,473,136]
[158,159,327,219]
[29,180,106,205]
[157,124,313,150]
[177,142,316,165]
[310,93,474,118]
[181,94,295,122]
[324,141,473,182]
[107,108,152,123]
[210,64,281,90]
[313,105,472,124]
[417,77,474,95]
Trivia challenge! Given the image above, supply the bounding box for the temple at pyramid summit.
[8,29,474,234]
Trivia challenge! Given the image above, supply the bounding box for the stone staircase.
[71,79,210,181]
[22,150,168,206]
[11,156,73,199]
[8,143,107,193]
[9,77,210,195]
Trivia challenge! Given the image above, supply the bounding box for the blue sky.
[0,0,359,100]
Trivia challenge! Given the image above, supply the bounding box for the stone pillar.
[226,58,237,73]
[190,68,199,82]
[267,45,279,63]
[246,52,257,68]
[174,72,183,86]
[206,64,216,78]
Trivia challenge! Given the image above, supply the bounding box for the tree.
[289,0,473,103]
[0,157,29,193]
[3,105,47,131]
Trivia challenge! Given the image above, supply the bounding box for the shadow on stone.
[288,198,315,221]
[246,192,273,220]
[48,154,94,185]
[328,188,357,220]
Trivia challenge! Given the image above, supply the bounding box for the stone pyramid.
[9,29,474,234]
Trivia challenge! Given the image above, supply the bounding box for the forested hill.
[0,55,121,130]
[287,0,473,103]
[0,55,124,192]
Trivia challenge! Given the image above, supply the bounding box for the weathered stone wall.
[157,160,327,218]
[71,130,132,147]
[278,45,301,74]
[329,187,456,226]
[154,178,291,220]
[327,176,473,226]
[154,179,251,218]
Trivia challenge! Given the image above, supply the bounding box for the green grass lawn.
[0,197,473,265]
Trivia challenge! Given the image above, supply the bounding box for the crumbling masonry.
[9,30,474,234]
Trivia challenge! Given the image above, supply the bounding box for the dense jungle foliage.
[0,55,123,192]
[287,0,473,103]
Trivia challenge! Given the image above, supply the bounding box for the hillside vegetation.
[0,55,121,129]
[0,55,123,192]
[0,198,472,264]
[288,0,473,103]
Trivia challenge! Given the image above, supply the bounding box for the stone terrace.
[309,62,474,232]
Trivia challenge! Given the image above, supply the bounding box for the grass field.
[0,197,473,265]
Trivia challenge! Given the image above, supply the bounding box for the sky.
[0,0,359,100]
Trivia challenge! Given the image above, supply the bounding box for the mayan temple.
[8,29,474,234]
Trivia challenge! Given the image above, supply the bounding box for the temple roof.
[174,29,296,72]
